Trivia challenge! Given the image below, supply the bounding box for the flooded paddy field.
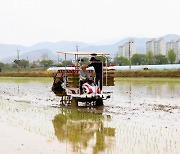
[0,77,180,154]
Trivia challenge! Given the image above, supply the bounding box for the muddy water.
[0,77,180,154]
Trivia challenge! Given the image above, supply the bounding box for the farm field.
[0,77,180,154]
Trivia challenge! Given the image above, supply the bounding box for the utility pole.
[17,48,20,73]
[58,54,60,64]
[128,38,133,70]
[76,43,79,52]
[75,44,79,66]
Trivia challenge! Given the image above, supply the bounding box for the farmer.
[88,57,102,90]
[79,64,90,94]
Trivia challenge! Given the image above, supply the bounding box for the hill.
[1,34,180,62]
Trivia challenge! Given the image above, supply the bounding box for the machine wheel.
[71,97,78,107]
[96,99,103,106]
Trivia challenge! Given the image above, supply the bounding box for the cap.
[89,57,96,61]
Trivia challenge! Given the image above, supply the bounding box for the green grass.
[0,72,54,77]
[115,70,180,77]
[0,69,180,78]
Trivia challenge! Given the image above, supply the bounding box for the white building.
[166,39,180,62]
[117,45,125,57]
[156,38,166,55]
[166,40,175,53]
[175,40,180,61]
[146,38,155,53]
[124,42,130,58]
[146,38,166,55]
[117,40,136,59]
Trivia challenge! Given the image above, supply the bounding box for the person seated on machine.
[79,64,91,94]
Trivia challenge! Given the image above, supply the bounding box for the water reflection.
[115,78,180,105]
[0,77,180,153]
[52,108,115,154]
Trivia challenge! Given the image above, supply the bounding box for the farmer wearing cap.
[88,57,102,90]
[80,64,90,94]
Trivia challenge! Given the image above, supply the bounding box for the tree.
[40,60,53,68]
[114,57,129,66]
[146,50,154,65]
[78,57,90,65]
[29,62,38,68]
[168,49,176,64]
[0,62,5,72]
[131,54,146,65]
[154,54,168,65]
[61,60,73,67]
[19,59,29,68]
[95,56,111,66]
[0,62,5,68]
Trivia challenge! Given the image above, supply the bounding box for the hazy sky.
[0,0,179,45]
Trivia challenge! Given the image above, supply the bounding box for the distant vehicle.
[51,51,115,107]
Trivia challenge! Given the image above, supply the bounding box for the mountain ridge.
[1,34,180,62]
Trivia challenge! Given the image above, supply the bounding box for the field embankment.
[114,70,180,77]
[0,70,180,77]
[0,71,54,77]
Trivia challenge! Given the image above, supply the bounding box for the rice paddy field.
[0,77,180,154]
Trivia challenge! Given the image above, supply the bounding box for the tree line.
[114,49,178,66]
[0,49,178,72]
[0,60,54,71]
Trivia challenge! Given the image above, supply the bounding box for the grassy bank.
[115,70,180,77]
[0,71,54,77]
[0,70,180,77]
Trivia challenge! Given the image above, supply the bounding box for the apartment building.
[117,45,125,57]
[166,40,175,52]
[146,38,155,53]
[117,40,136,59]
[146,38,166,55]
[166,39,180,62]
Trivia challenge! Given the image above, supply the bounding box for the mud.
[0,77,180,154]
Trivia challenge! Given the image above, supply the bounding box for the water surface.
[0,77,179,154]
